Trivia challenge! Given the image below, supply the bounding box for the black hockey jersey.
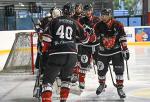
[94,19,127,55]
[39,16,52,30]
[43,16,89,55]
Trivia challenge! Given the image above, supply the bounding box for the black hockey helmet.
[62,2,74,15]
[83,4,93,11]
[101,8,112,16]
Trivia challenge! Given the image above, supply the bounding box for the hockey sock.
[79,72,85,83]
[41,91,52,102]
[41,83,53,102]
[116,79,126,98]
[60,87,70,101]
[73,65,80,75]
[116,80,124,87]
[116,75,124,87]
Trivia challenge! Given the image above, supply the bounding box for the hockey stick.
[29,12,43,99]
[29,14,40,33]
[28,11,43,33]
[125,59,130,80]
[108,63,117,87]
[93,64,97,74]
[121,50,130,80]
[33,48,43,99]
[93,60,97,74]
[120,41,130,80]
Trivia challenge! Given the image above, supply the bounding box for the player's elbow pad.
[42,34,52,43]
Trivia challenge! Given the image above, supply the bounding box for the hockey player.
[33,7,62,98]
[71,3,83,83]
[94,8,130,98]
[35,7,62,72]
[41,3,92,102]
[77,4,100,89]
[72,3,83,20]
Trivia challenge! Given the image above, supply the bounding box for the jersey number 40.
[56,25,73,40]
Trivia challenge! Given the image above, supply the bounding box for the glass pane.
[7,16,16,30]
[16,10,33,30]
[0,10,4,31]
[94,10,100,16]
[115,17,128,26]
[129,17,141,26]
[113,0,143,16]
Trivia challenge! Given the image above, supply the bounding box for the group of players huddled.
[34,2,130,102]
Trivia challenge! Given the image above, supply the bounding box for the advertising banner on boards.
[124,27,135,42]
[135,28,150,42]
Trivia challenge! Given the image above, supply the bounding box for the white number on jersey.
[56,25,73,40]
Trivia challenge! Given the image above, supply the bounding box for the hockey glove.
[37,28,43,34]
[89,29,95,35]
[83,25,94,35]
[35,25,43,34]
[120,41,129,60]
[122,50,130,60]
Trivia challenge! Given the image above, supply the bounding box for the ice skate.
[117,86,126,98]
[71,74,78,83]
[33,71,43,98]
[96,84,107,95]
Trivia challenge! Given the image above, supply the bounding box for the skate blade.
[120,97,125,101]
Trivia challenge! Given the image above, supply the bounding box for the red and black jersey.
[79,15,100,46]
[72,13,82,21]
[42,16,89,55]
[94,18,127,55]
[72,13,83,43]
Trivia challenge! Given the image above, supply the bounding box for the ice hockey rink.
[0,45,150,102]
